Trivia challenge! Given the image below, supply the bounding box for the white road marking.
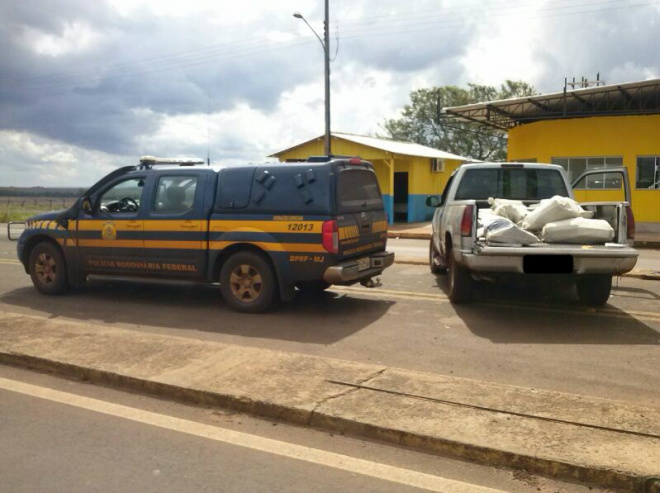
[0,376,506,493]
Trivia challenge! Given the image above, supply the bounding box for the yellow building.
[445,79,660,232]
[270,132,467,224]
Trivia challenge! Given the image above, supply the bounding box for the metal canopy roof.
[443,79,660,130]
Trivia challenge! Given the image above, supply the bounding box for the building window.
[636,156,660,189]
[431,158,445,173]
[551,157,623,189]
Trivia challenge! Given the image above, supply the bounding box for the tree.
[381,80,537,161]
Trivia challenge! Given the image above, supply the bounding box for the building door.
[393,172,409,222]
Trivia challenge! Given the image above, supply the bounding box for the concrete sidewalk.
[387,222,660,249]
[1,311,658,491]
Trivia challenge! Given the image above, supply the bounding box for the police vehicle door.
[142,172,206,278]
[76,176,147,274]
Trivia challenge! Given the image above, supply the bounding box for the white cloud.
[460,3,545,87]
[0,131,125,187]
[22,21,101,57]
[1,0,659,186]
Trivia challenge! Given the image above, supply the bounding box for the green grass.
[0,199,76,223]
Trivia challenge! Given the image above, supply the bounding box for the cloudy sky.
[1,0,659,186]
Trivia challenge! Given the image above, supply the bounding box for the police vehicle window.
[99,178,144,213]
[337,169,382,212]
[155,176,198,213]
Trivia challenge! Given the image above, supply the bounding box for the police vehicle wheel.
[29,242,69,295]
[295,280,331,295]
[220,252,276,313]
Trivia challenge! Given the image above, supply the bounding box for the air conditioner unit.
[431,158,445,173]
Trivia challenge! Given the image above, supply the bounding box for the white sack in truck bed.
[488,198,528,224]
[541,217,615,244]
[486,218,539,245]
[522,195,583,231]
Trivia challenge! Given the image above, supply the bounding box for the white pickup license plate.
[357,257,371,271]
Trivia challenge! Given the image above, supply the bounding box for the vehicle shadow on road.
[433,275,660,345]
[0,281,393,345]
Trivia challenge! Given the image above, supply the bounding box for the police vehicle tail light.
[322,220,339,253]
[460,205,474,237]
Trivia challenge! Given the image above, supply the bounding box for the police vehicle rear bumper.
[323,251,394,284]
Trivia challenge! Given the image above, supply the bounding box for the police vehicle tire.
[447,251,472,303]
[576,274,612,306]
[220,251,276,313]
[295,280,331,295]
[429,239,446,274]
[29,242,69,295]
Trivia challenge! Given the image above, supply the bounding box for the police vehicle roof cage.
[138,155,205,170]
[285,155,363,163]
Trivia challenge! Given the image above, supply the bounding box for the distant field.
[0,196,78,222]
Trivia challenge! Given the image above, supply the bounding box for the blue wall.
[382,194,393,224]
[408,194,434,223]
[382,194,433,224]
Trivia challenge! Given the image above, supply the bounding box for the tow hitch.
[360,277,381,288]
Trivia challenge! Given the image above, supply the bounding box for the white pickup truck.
[427,163,639,306]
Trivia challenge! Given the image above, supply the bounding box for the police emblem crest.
[101,221,117,240]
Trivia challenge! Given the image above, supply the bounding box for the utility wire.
[340,0,637,26]
[338,0,657,36]
[7,0,657,94]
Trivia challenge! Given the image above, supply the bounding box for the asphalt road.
[0,365,606,493]
[1,234,660,409]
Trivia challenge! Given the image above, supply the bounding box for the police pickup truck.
[14,156,394,313]
[427,163,638,306]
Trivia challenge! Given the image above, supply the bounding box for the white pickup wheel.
[447,252,473,303]
[429,239,446,274]
[295,280,331,296]
[576,274,612,306]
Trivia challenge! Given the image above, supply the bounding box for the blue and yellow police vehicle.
[15,156,394,313]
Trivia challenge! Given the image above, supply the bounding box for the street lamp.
[294,3,331,156]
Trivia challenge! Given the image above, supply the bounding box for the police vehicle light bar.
[139,155,205,169]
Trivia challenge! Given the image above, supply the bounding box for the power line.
[339,0,657,36]
[340,0,635,26]
[7,0,657,94]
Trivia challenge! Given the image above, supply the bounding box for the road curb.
[388,232,431,240]
[0,347,652,492]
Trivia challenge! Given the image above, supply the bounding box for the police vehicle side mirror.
[425,195,441,208]
[81,197,92,214]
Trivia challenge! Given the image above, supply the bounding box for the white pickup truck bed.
[428,163,639,306]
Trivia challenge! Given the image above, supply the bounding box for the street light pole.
[294,0,331,156]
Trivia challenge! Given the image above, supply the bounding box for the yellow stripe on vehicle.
[77,239,144,248]
[143,240,204,250]
[209,241,326,253]
[209,220,323,233]
[77,220,143,230]
[143,220,205,231]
